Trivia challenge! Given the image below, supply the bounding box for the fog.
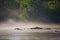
[0,0,60,30]
[0,19,60,30]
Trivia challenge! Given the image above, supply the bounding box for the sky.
[0,0,60,29]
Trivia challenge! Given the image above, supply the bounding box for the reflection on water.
[0,33,60,40]
[8,36,60,40]
[8,36,20,40]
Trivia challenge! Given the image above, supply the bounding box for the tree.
[48,0,60,10]
[15,0,41,20]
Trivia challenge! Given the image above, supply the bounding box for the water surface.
[0,32,60,40]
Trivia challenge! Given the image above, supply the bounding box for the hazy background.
[0,0,60,29]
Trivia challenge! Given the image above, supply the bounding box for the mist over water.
[0,19,60,30]
[0,0,60,40]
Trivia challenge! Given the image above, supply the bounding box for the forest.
[0,0,60,24]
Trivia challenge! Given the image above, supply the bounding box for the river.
[0,30,60,40]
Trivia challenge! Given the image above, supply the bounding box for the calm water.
[0,32,60,40]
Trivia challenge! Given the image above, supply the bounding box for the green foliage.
[48,0,60,10]
[15,0,30,19]
[15,0,41,19]
[31,0,41,5]
[18,8,28,19]
[15,0,31,10]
